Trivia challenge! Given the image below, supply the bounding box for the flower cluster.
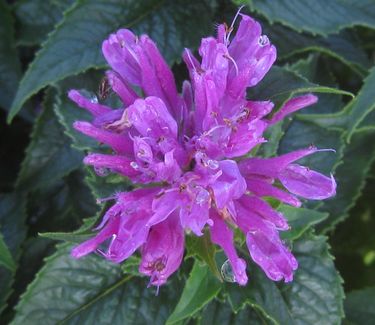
[69,13,336,288]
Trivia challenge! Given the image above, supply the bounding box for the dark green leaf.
[39,202,109,243]
[201,300,265,325]
[346,67,375,141]
[0,0,21,111]
[295,69,375,230]
[16,90,83,191]
[26,169,98,235]
[357,109,375,131]
[329,175,375,291]
[8,0,217,121]
[0,234,16,272]
[249,66,353,110]
[226,262,294,324]
[279,205,328,241]
[0,192,27,313]
[85,168,131,199]
[288,55,347,116]
[226,233,344,324]
[166,262,221,324]
[14,0,75,46]
[243,0,375,35]
[318,129,375,232]
[257,121,284,158]
[186,230,221,281]
[344,287,375,324]
[267,24,371,75]
[11,244,182,324]
[279,119,344,175]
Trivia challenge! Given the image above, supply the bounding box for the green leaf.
[344,287,375,324]
[346,67,375,142]
[13,0,75,46]
[302,66,375,136]
[296,69,375,231]
[0,0,21,111]
[186,230,221,281]
[0,233,16,272]
[7,0,217,122]
[279,205,328,241]
[16,89,83,191]
[279,119,344,174]
[283,233,344,324]
[226,233,344,324]
[249,66,353,109]
[357,109,375,131]
[85,168,131,199]
[329,175,375,290]
[11,244,183,324]
[166,261,221,324]
[289,55,347,117]
[26,169,98,236]
[0,192,27,313]
[268,25,371,76]
[317,129,375,232]
[39,201,109,243]
[243,0,375,35]
[201,300,265,325]
[257,121,284,158]
[226,262,294,324]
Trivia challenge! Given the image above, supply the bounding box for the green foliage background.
[1,0,375,324]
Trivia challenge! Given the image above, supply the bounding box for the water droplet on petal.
[130,161,139,170]
[78,89,99,104]
[258,35,269,47]
[195,188,209,205]
[221,259,236,283]
[207,159,219,170]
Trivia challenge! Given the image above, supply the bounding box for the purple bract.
[69,12,336,288]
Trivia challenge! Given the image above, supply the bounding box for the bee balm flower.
[69,12,336,289]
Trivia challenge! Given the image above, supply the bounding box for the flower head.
[70,12,336,289]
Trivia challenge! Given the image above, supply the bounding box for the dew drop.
[207,159,219,170]
[258,35,269,47]
[78,89,99,104]
[130,161,139,170]
[221,259,236,283]
[195,188,209,205]
[90,94,98,104]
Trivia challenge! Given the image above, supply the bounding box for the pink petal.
[139,214,184,287]
[239,195,289,230]
[211,160,247,209]
[83,153,139,178]
[269,94,318,125]
[106,70,138,107]
[127,97,178,139]
[210,210,248,285]
[68,90,111,116]
[73,121,134,156]
[279,164,337,200]
[246,178,302,207]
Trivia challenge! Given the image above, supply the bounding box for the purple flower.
[69,12,336,288]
